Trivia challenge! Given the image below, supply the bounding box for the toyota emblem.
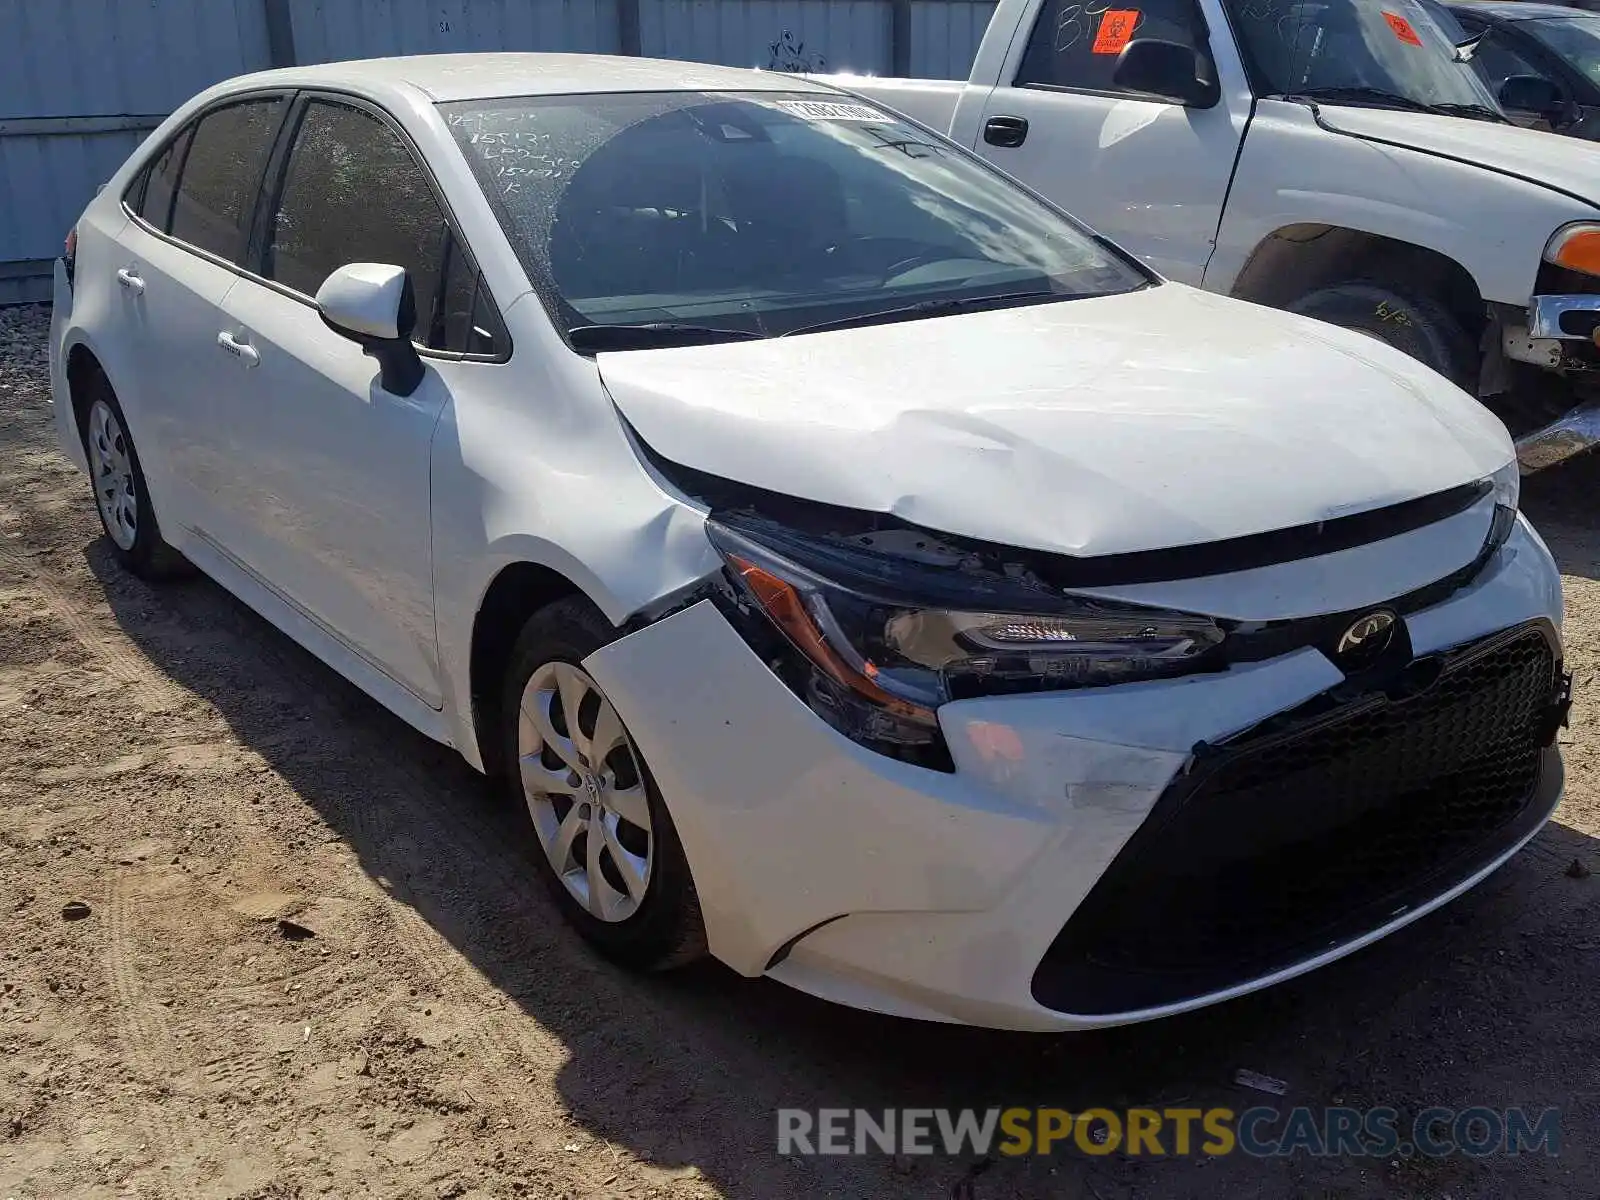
[1336,610,1397,666]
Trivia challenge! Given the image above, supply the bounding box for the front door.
[970,0,1250,283]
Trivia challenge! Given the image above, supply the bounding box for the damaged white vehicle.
[50,54,1571,1030]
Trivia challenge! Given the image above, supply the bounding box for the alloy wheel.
[517,661,653,923]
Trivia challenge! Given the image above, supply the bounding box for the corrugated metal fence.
[0,0,996,303]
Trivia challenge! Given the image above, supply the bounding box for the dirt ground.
[0,299,1596,1200]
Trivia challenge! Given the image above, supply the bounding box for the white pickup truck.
[834,0,1600,468]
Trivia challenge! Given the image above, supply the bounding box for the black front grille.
[1032,622,1564,1016]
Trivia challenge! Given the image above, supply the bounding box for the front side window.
[443,90,1149,345]
[1522,15,1600,89]
[169,98,284,263]
[1225,0,1503,109]
[1467,27,1556,94]
[1015,0,1210,94]
[267,100,489,352]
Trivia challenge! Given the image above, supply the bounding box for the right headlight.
[1490,457,1520,513]
[705,516,1225,768]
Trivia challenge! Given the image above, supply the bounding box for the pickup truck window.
[1522,15,1600,89]
[1016,0,1208,94]
[1227,0,1501,108]
[443,90,1151,346]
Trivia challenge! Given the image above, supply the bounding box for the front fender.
[1206,100,1594,307]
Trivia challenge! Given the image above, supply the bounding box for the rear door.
[209,95,506,708]
[970,0,1250,283]
[107,97,289,528]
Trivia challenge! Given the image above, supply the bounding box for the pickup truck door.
[964,0,1253,283]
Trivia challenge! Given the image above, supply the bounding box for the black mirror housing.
[1498,73,1564,118]
[1112,39,1220,108]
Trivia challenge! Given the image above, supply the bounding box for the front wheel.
[499,596,707,971]
[1287,282,1478,389]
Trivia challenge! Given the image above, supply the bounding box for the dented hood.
[599,284,1513,558]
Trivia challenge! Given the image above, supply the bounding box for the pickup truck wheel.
[500,596,707,972]
[1287,283,1477,388]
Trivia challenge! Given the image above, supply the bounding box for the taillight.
[64,226,78,285]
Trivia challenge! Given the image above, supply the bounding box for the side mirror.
[1498,74,1565,120]
[316,262,425,397]
[1112,39,1220,108]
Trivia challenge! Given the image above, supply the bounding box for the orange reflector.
[1549,227,1600,276]
[728,555,931,722]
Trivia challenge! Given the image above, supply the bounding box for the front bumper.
[1508,292,1600,472]
[585,517,1566,1031]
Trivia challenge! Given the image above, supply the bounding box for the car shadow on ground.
[85,542,1600,1200]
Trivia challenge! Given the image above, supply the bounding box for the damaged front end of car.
[637,443,1530,775]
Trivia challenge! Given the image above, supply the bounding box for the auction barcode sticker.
[775,99,886,122]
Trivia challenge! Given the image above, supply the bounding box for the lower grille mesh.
[1033,623,1561,1015]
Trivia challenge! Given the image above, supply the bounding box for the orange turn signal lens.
[728,554,933,723]
[1546,225,1600,277]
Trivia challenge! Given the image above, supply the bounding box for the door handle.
[116,268,145,295]
[216,330,260,367]
[983,115,1029,148]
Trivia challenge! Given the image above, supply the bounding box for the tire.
[77,373,192,580]
[499,595,707,971]
[1286,282,1478,389]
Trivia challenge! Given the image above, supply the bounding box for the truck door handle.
[216,330,260,367]
[983,115,1029,148]
[116,268,145,295]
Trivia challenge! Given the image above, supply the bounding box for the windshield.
[1225,0,1502,107]
[442,91,1150,346]
[1524,15,1600,88]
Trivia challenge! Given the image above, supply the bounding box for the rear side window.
[266,99,499,353]
[133,125,194,233]
[170,97,285,263]
[1015,0,1208,94]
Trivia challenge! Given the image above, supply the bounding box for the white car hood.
[600,284,1513,558]
[1317,106,1600,206]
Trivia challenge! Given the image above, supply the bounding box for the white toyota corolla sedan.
[49,54,1571,1031]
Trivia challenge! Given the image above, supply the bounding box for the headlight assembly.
[705,516,1225,768]
[1544,223,1600,279]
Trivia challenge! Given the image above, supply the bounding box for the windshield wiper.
[1427,101,1509,123]
[1277,86,1507,122]
[1274,86,1440,113]
[568,322,764,352]
[780,290,1071,338]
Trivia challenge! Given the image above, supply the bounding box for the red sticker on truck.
[1092,10,1141,54]
[1382,11,1424,45]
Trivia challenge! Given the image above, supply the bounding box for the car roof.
[218,53,826,105]
[1448,0,1594,18]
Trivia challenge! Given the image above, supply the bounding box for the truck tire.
[1287,283,1477,389]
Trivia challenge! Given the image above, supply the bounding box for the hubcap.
[87,399,138,551]
[517,661,653,923]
